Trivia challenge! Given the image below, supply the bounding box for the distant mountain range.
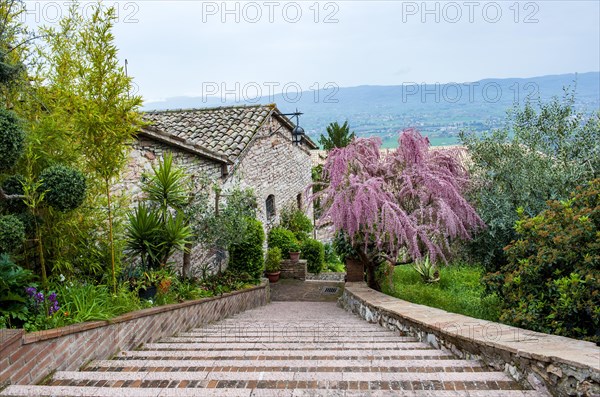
[143,72,600,148]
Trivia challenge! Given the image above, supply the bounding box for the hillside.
[144,72,600,147]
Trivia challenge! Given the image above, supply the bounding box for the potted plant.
[333,232,363,282]
[265,247,282,283]
[288,241,301,262]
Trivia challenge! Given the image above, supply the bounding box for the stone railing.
[0,281,269,387]
[340,282,600,397]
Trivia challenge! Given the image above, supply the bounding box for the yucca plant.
[142,153,189,216]
[126,154,193,270]
[412,256,440,284]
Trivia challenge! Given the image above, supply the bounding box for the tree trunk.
[357,250,381,291]
[182,242,193,278]
[365,262,381,291]
[105,180,117,294]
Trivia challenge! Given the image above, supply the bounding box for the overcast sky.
[24,1,600,103]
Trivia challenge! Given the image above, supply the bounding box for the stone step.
[160,336,420,343]
[55,370,516,382]
[0,385,543,397]
[144,342,435,351]
[84,356,466,370]
[0,301,539,396]
[117,346,439,358]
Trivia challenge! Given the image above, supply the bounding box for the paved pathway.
[1,302,539,396]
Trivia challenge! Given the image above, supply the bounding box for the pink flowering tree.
[318,129,484,290]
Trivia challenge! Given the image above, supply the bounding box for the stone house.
[120,103,317,273]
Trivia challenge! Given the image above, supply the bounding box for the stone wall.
[224,115,314,233]
[340,282,600,397]
[280,259,307,280]
[0,282,269,387]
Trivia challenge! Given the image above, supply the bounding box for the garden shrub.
[279,207,313,241]
[0,108,25,171]
[228,217,264,279]
[0,214,25,253]
[265,247,282,273]
[267,227,297,255]
[0,254,34,327]
[39,165,87,212]
[488,179,600,343]
[301,238,325,274]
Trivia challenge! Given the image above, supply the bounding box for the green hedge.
[301,238,325,274]
[267,227,297,255]
[228,218,264,279]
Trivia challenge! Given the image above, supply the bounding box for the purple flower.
[48,301,60,316]
[48,292,57,302]
[25,287,37,297]
[34,292,44,305]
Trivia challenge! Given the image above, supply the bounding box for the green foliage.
[461,92,600,272]
[332,231,358,262]
[265,247,282,273]
[267,227,298,255]
[186,185,257,276]
[199,270,259,295]
[412,256,440,283]
[326,262,345,273]
[0,254,34,325]
[56,284,141,324]
[489,179,600,343]
[0,108,24,171]
[383,264,501,322]
[279,207,313,241]
[319,121,355,151]
[126,155,193,270]
[39,165,86,212]
[228,218,265,279]
[125,204,192,270]
[0,214,25,253]
[143,153,189,212]
[301,238,325,274]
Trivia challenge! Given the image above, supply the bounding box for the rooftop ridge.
[143,103,276,114]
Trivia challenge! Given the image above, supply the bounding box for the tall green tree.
[39,5,144,291]
[319,121,355,150]
[460,91,600,273]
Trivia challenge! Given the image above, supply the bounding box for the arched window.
[266,195,276,222]
[296,193,302,210]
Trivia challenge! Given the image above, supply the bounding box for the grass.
[381,264,501,322]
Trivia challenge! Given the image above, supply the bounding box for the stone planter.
[289,251,301,262]
[345,258,364,282]
[266,271,281,283]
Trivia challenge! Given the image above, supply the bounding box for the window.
[266,195,276,222]
[296,193,302,210]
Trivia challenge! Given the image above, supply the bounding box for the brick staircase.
[1,302,541,396]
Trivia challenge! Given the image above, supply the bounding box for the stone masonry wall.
[340,282,600,397]
[224,115,314,234]
[0,282,269,387]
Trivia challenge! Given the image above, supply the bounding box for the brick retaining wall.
[340,282,600,397]
[0,281,269,387]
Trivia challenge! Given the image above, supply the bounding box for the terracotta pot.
[266,271,281,283]
[345,257,365,282]
[289,251,301,262]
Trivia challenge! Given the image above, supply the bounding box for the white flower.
[59,274,66,282]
